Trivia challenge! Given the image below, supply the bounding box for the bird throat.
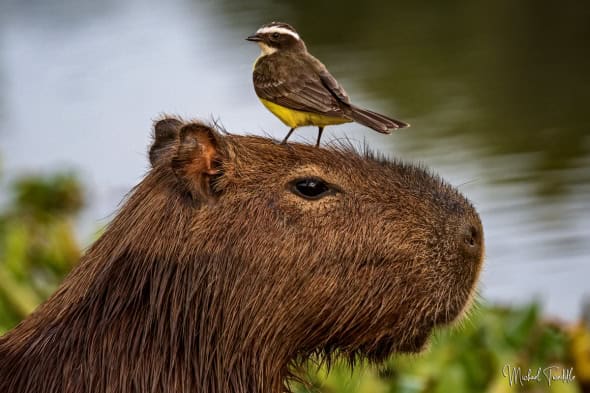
[257,42,277,56]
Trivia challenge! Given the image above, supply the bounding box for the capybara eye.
[291,178,332,200]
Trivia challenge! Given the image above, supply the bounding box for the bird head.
[246,22,307,55]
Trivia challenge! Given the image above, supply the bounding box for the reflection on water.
[1,0,588,320]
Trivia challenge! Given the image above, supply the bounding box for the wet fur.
[0,118,483,393]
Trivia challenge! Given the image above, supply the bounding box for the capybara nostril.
[460,221,483,258]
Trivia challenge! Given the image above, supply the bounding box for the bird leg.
[316,127,324,147]
[281,128,296,145]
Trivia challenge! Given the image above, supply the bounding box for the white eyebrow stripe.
[256,26,300,40]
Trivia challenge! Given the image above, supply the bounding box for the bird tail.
[347,106,410,134]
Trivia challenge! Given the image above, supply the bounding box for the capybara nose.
[460,220,483,259]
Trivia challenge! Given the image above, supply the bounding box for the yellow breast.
[259,98,351,128]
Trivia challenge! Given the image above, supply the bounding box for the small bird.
[246,22,409,147]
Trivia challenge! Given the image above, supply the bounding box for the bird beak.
[246,34,262,42]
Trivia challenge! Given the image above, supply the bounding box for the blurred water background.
[0,0,588,321]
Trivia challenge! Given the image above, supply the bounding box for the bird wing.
[318,70,351,105]
[253,56,349,117]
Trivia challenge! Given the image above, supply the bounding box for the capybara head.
[0,117,484,393]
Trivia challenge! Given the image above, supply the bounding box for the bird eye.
[272,32,280,39]
[291,178,333,200]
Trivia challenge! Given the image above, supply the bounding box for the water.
[1,0,588,320]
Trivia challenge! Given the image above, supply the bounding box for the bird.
[246,21,409,147]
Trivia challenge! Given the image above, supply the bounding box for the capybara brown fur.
[0,117,484,393]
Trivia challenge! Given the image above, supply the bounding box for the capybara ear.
[171,123,222,202]
[150,118,184,167]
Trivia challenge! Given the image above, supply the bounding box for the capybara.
[0,117,484,393]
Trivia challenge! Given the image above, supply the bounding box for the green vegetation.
[0,172,586,392]
[0,172,83,331]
